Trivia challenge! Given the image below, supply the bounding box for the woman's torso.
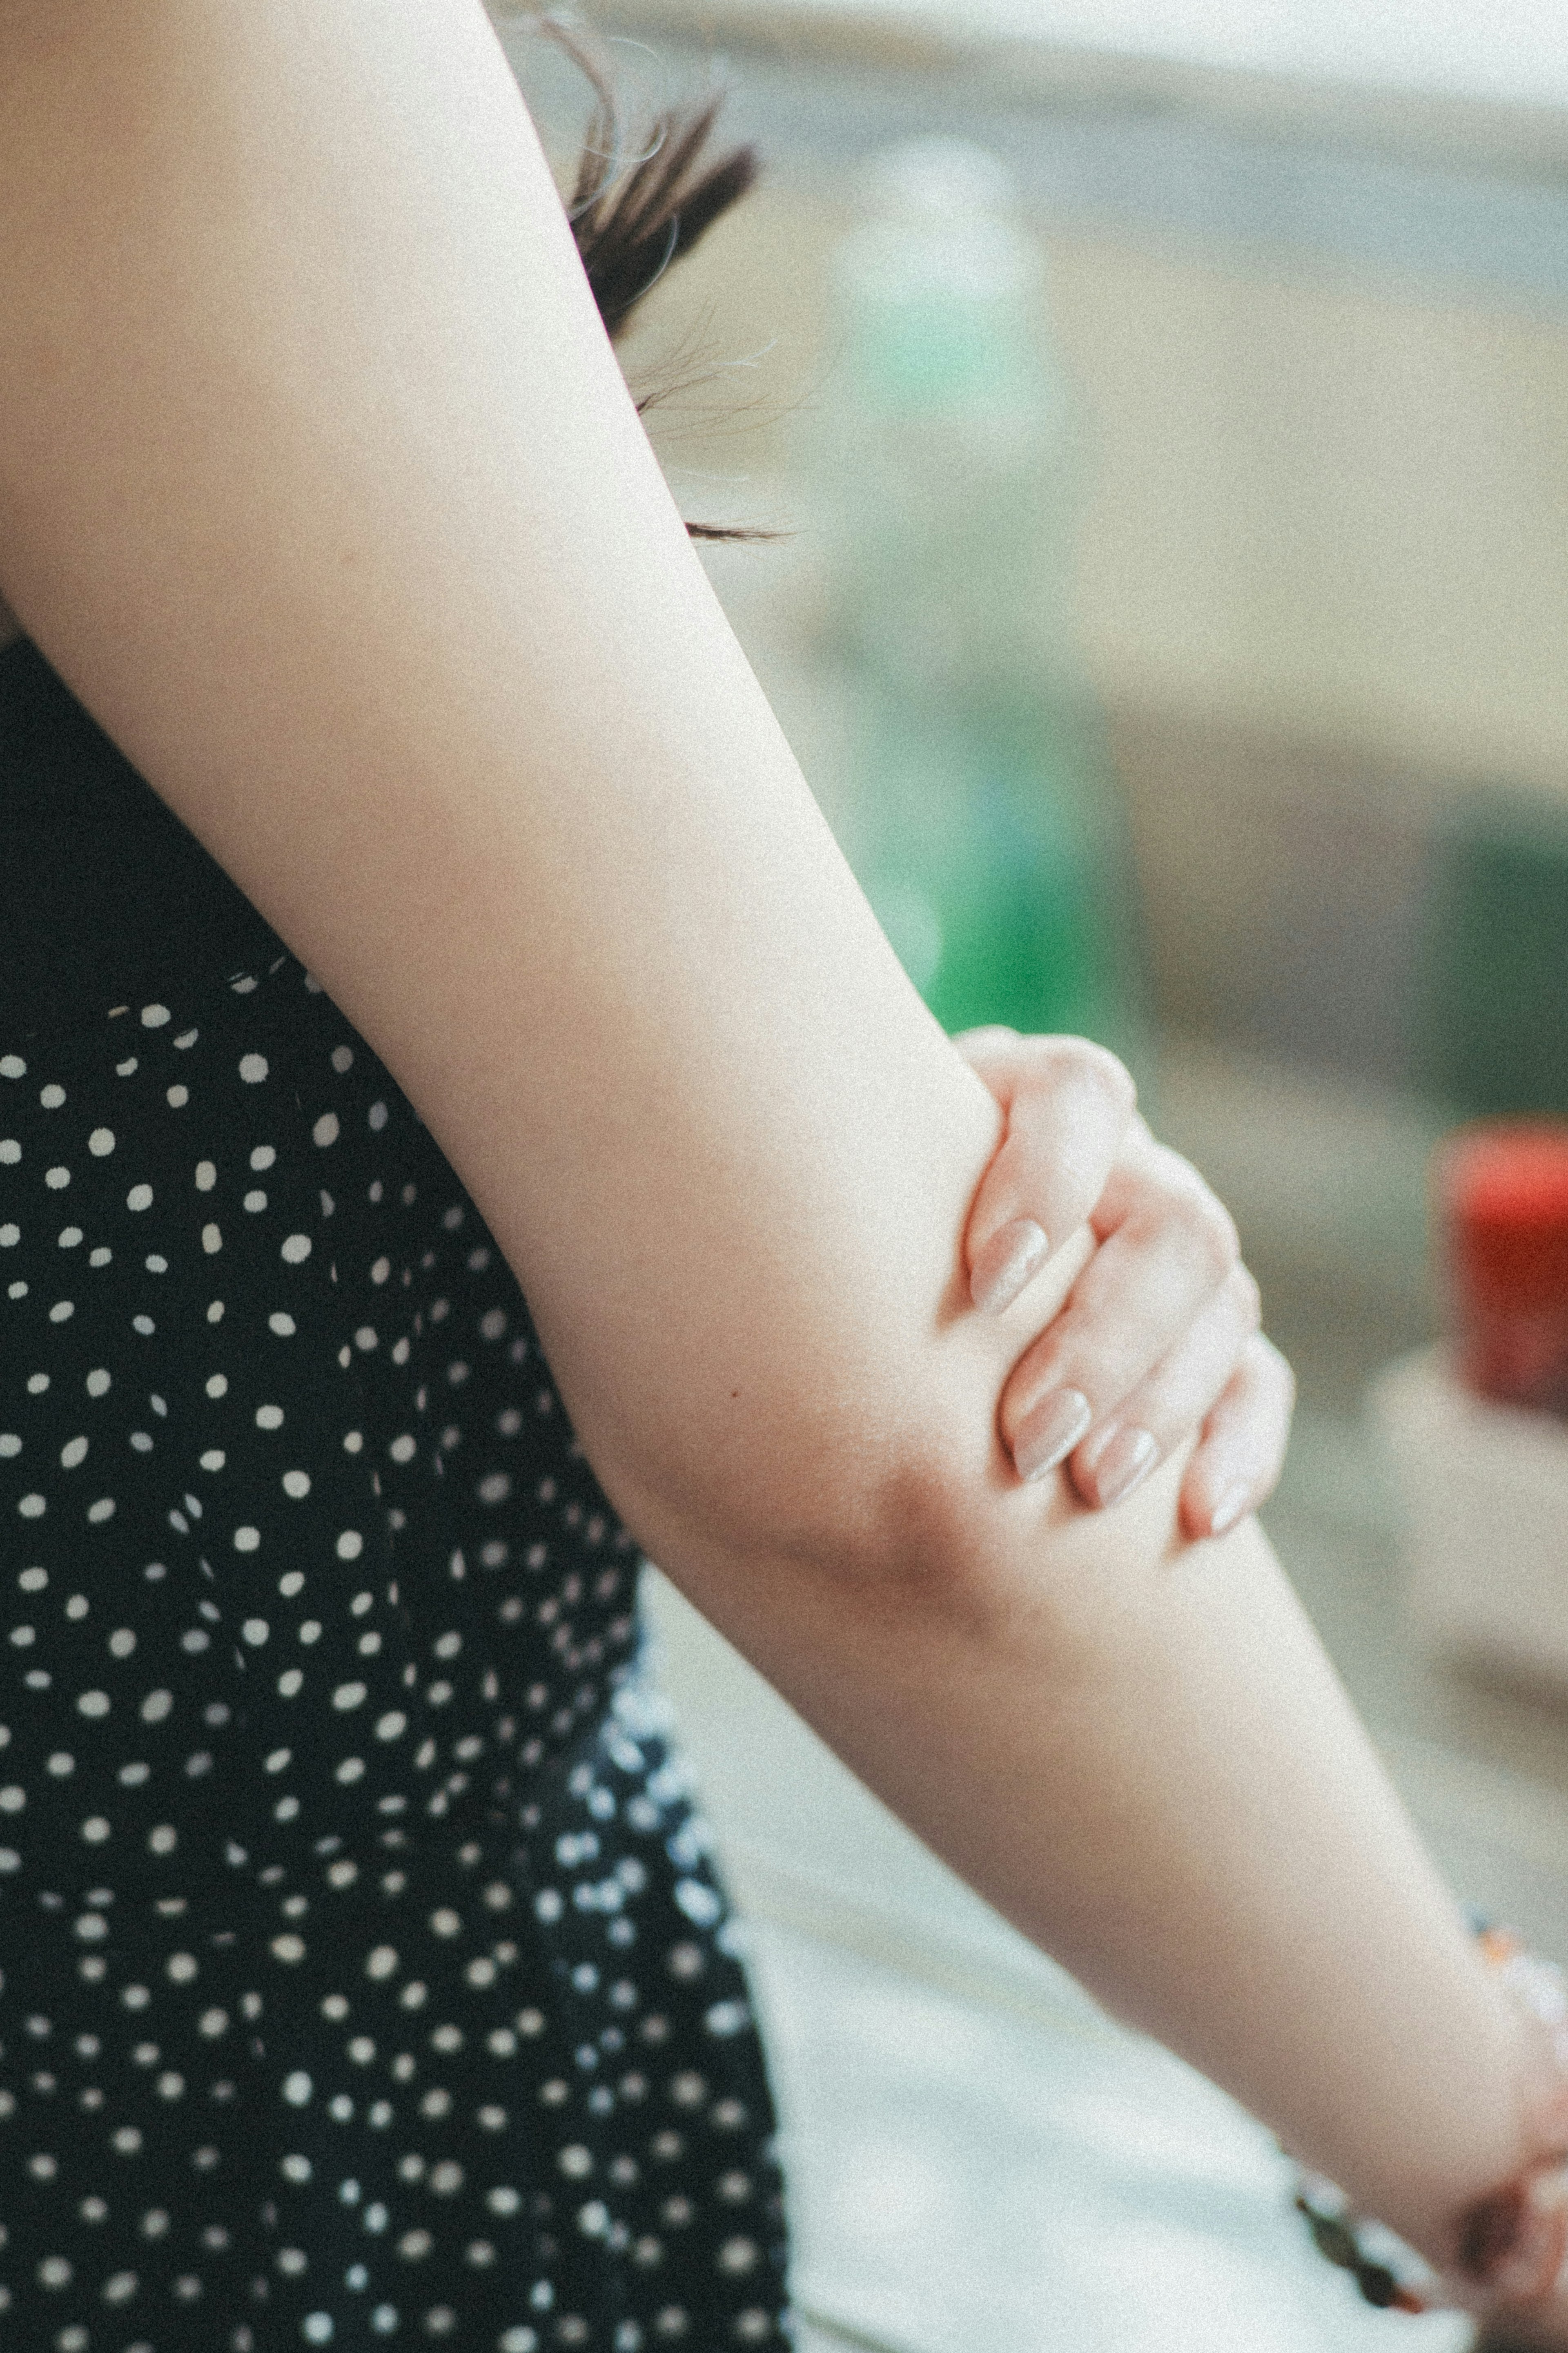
[0,637,787,2349]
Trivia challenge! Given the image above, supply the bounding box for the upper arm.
[0,0,1082,1585]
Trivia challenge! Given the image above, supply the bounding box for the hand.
[956,1028,1294,1538]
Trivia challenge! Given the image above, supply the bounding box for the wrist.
[1296,1926,1568,2333]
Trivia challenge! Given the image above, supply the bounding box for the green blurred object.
[1421,792,1568,1120]
[851,682,1141,1053]
[804,139,1148,1079]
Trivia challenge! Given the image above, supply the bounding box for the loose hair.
[526,13,772,542]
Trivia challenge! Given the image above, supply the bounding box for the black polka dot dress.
[0,639,790,2352]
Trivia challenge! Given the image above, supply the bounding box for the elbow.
[605,1377,1067,1648]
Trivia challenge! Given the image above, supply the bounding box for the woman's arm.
[0,0,1551,2301]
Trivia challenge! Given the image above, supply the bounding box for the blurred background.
[505,7,1568,2344]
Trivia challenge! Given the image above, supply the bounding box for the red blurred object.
[1435,1122,1568,1416]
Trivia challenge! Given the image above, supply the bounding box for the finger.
[1061,1269,1267,1511]
[1177,1333,1296,1539]
[956,1034,1137,1314]
[1001,1192,1242,1485]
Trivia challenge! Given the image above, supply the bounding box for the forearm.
[653,1459,1532,2270]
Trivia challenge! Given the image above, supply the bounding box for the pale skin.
[0,0,1564,2334]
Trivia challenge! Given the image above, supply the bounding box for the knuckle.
[1261,1335,1297,1416]
[1204,1194,1242,1274]
[1229,1264,1263,1332]
[955,1024,1019,1061]
[1051,1034,1137,1113]
[1082,1040,1138,1115]
[1164,1185,1237,1281]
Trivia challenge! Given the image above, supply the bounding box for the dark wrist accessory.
[1292,1924,1568,2323]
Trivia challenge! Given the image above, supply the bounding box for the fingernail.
[971,1217,1049,1316]
[1208,1480,1250,1538]
[1013,1388,1092,1484]
[1091,1425,1158,1508]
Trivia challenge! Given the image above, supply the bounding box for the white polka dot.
[234,1527,261,1554]
[108,1629,136,1658]
[45,1166,69,1189]
[40,1083,66,1108]
[313,1113,340,1147]
[0,1055,24,1078]
[126,1184,153,1212]
[140,1004,171,1028]
[141,1691,172,1722]
[283,2070,313,2105]
[87,1128,115,1157]
[195,1160,217,1191]
[202,1224,223,1254]
[199,1448,225,1472]
[282,1471,311,1499]
[0,1139,18,1164]
[60,1436,88,1469]
[281,1233,312,1265]
[375,1713,407,1741]
[304,2318,334,2345]
[257,1404,285,1429]
[244,1189,267,1212]
[272,1936,307,1964]
[0,1225,17,1246]
[18,1494,45,1519]
[332,1683,367,1711]
[205,1373,228,1399]
[76,1692,110,1718]
[242,1619,270,1646]
[166,1084,189,1108]
[240,1053,269,1084]
[336,1531,363,1561]
[331,1045,354,1074]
